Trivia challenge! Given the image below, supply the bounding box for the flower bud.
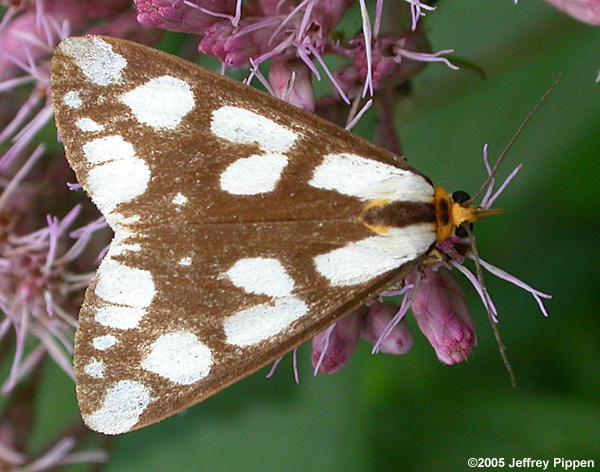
[269,60,315,112]
[311,307,366,374]
[361,302,413,355]
[199,19,274,68]
[134,0,224,33]
[411,268,476,364]
[337,27,450,97]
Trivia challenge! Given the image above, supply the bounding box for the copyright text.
[466,457,595,470]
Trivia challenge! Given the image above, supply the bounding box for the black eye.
[455,226,469,238]
[452,190,470,204]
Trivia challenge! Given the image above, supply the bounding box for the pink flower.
[0,1,162,173]
[199,17,277,67]
[269,59,315,111]
[362,302,413,355]
[191,1,355,86]
[134,0,235,33]
[311,307,366,374]
[411,268,477,365]
[337,28,457,97]
[0,12,161,374]
[0,12,48,82]
[544,0,600,26]
[0,152,106,392]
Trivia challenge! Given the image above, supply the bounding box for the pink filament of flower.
[372,279,417,354]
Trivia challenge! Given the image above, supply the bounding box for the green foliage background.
[27,0,600,470]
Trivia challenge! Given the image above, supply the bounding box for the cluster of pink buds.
[134,0,458,127]
[312,301,413,375]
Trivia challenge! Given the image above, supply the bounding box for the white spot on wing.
[63,91,82,108]
[95,306,146,330]
[211,106,298,153]
[84,359,105,378]
[87,157,150,214]
[309,153,433,203]
[226,258,294,297]
[141,332,212,385]
[60,37,126,86]
[107,242,141,258]
[172,193,188,206]
[93,334,117,350]
[224,297,308,347]
[82,135,135,165]
[95,258,155,308]
[220,153,288,195]
[84,380,150,435]
[106,213,140,230]
[76,118,104,133]
[178,257,192,266]
[313,225,435,287]
[120,76,195,130]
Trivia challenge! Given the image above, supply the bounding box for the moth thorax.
[360,199,436,235]
[433,187,503,242]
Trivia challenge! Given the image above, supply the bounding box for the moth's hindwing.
[50,36,436,434]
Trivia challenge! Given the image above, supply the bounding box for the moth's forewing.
[51,36,435,434]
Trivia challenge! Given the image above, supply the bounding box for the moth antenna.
[468,76,560,205]
[467,227,516,388]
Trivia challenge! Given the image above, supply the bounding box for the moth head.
[433,187,503,242]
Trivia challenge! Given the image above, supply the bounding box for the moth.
[51,36,490,435]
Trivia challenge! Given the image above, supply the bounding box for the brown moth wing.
[51,36,435,434]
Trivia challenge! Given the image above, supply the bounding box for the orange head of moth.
[433,187,503,242]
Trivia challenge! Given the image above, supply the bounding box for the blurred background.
[1,0,599,470]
